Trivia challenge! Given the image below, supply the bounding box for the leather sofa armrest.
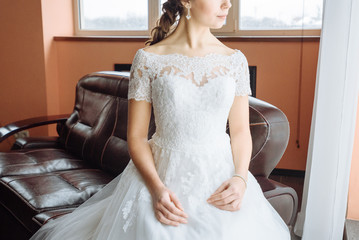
[0,114,70,143]
[256,176,298,226]
[247,97,290,178]
[11,136,62,150]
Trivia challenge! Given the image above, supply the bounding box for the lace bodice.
[128,47,252,152]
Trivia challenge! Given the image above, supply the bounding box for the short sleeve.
[128,49,152,103]
[234,53,252,97]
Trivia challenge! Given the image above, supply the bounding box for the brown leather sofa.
[0,71,298,239]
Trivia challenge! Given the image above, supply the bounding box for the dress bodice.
[128,47,252,152]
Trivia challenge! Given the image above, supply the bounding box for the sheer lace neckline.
[139,48,240,59]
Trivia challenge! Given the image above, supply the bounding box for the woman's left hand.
[206,177,247,211]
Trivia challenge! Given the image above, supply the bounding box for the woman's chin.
[210,24,225,30]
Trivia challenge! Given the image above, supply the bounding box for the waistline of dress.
[148,132,231,153]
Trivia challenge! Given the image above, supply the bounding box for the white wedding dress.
[30,47,291,239]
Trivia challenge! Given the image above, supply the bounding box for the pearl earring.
[186,5,191,20]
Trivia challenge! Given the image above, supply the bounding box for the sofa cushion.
[0,148,88,177]
[32,208,75,226]
[0,169,113,232]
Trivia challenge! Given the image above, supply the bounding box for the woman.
[30,0,291,239]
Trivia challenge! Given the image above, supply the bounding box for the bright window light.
[79,0,148,30]
[240,0,323,30]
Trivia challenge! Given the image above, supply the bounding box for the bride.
[30,0,291,239]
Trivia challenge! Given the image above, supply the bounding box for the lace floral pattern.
[128,50,153,103]
[118,160,152,232]
[121,198,134,232]
[128,47,252,105]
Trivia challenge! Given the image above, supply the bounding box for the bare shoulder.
[218,45,237,55]
[142,45,162,54]
[142,43,178,55]
[210,37,237,55]
[143,40,236,56]
[198,43,237,56]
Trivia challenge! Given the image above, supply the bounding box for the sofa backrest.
[58,71,156,175]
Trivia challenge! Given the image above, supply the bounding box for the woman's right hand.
[150,185,188,226]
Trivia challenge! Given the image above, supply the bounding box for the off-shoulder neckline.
[139,47,241,59]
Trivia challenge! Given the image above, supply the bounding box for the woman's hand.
[206,177,247,211]
[150,185,188,226]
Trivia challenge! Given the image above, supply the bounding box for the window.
[239,0,323,36]
[77,0,148,31]
[74,0,322,37]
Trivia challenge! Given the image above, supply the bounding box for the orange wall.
[54,39,320,171]
[41,0,74,135]
[0,0,73,152]
[0,0,48,151]
[347,93,359,220]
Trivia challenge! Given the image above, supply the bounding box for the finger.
[157,210,180,226]
[229,199,242,210]
[207,184,228,201]
[210,193,238,206]
[160,203,188,224]
[211,181,229,196]
[232,199,242,209]
[208,188,233,202]
[169,190,187,215]
[165,200,188,220]
[213,199,242,212]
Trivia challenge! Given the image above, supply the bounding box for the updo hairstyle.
[145,0,187,46]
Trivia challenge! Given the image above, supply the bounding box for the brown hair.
[145,0,186,46]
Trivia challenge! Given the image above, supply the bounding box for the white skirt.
[30,136,291,240]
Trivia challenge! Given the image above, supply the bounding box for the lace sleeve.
[234,53,252,97]
[128,49,152,103]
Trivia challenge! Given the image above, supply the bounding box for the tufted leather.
[0,71,297,239]
[0,148,87,176]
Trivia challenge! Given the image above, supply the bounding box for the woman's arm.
[228,95,253,181]
[127,49,187,225]
[206,95,252,211]
[127,98,188,226]
[127,99,164,193]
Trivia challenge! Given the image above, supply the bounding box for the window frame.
[73,0,321,37]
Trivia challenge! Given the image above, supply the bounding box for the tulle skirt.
[30,135,291,240]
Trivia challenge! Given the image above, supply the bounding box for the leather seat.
[0,71,297,239]
[0,148,86,176]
